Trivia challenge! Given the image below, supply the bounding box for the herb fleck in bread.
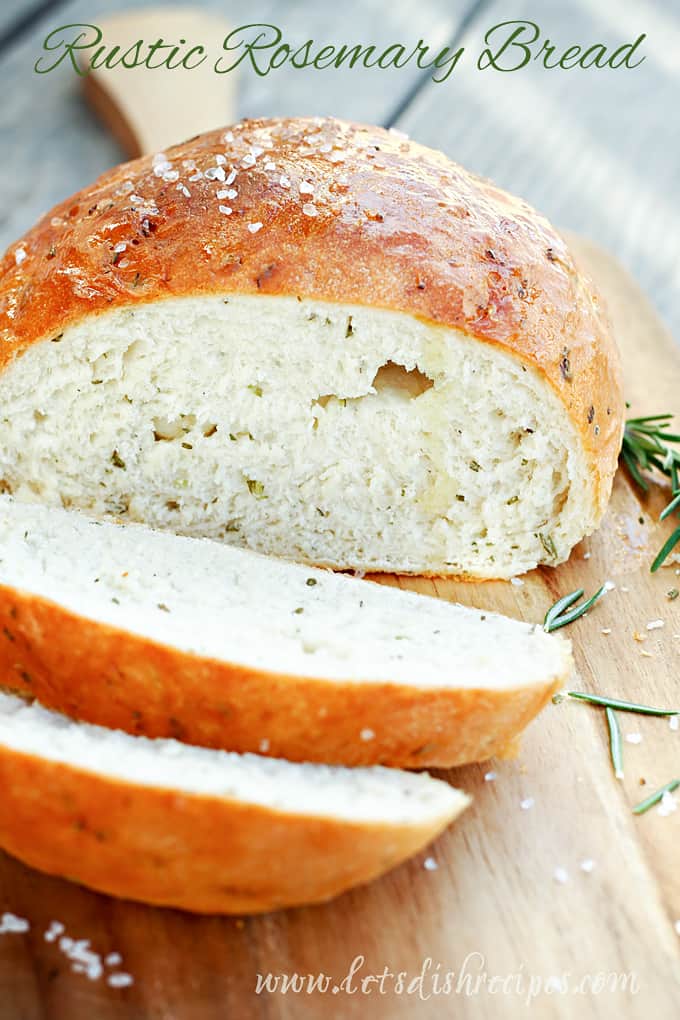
[0,117,623,578]
[0,498,571,768]
[0,692,468,913]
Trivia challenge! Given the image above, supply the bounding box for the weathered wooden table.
[0,2,678,1018]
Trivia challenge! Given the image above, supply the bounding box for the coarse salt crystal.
[151,152,168,166]
[222,131,234,143]
[299,181,315,195]
[553,867,569,884]
[360,728,375,741]
[189,171,203,182]
[264,161,276,172]
[177,184,191,198]
[215,154,226,165]
[423,857,438,871]
[302,203,318,217]
[580,859,596,873]
[484,771,497,782]
[225,169,237,185]
[603,581,616,592]
[205,166,226,182]
[241,154,256,168]
[388,127,409,139]
[625,733,642,744]
[14,248,26,266]
[646,620,664,631]
[218,206,232,216]
[520,797,534,810]
[113,242,127,253]
[44,921,65,942]
[510,577,524,586]
[108,973,134,989]
[0,913,29,934]
[105,952,123,967]
[161,170,179,183]
[248,222,263,234]
[670,716,679,731]
[258,739,270,753]
[583,552,591,560]
[601,628,612,635]
[279,175,291,188]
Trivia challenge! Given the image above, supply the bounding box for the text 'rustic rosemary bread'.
[0,117,624,577]
[0,499,571,768]
[0,692,468,913]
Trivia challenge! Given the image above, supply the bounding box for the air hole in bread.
[371,361,434,398]
[153,414,197,442]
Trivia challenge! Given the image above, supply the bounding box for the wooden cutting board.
[0,236,679,1019]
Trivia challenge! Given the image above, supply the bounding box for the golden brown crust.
[0,117,623,518]
[0,584,566,769]
[0,743,464,913]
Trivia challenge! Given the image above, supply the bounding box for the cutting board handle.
[80,6,237,158]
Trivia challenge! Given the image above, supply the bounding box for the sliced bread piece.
[0,498,571,768]
[0,692,468,913]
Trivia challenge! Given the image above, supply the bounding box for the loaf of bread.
[0,117,623,578]
[0,692,468,912]
[0,498,571,768]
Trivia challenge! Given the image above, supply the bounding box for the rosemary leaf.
[605,707,624,779]
[660,491,680,522]
[625,414,674,425]
[543,585,606,633]
[650,525,680,573]
[568,691,679,717]
[621,447,648,491]
[543,589,584,632]
[632,779,680,816]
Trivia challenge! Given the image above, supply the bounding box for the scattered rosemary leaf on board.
[667,588,679,601]
[543,586,606,632]
[632,779,680,816]
[605,707,624,780]
[651,526,680,573]
[567,692,678,717]
[660,491,680,522]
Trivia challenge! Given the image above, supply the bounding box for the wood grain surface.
[0,236,678,1019]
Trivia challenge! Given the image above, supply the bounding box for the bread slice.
[0,498,571,768]
[0,691,468,913]
[0,117,623,579]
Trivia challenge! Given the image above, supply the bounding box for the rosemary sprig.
[632,779,680,816]
[567,691,679,717]
[543,585,606,632]
[620,413,680,571]
[605,707,624,779]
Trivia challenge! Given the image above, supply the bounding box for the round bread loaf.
[0,117,623,577]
